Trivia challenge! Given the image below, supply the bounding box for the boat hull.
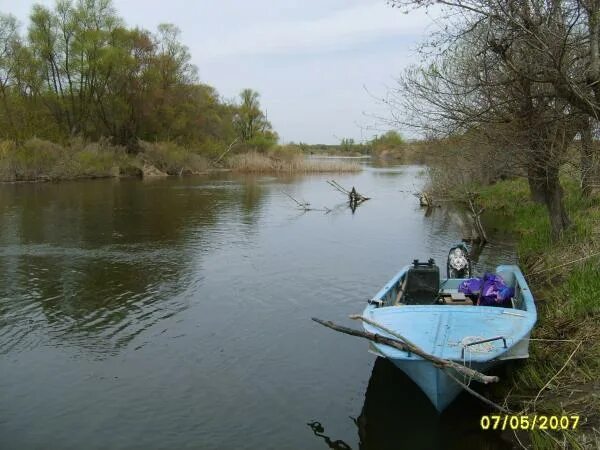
[362,264,537,412]
[390,358,494,411]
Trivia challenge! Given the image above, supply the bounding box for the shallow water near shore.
[0,162,518,449]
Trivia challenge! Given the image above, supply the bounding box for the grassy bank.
[477,179,599,449]
[0,139,360,182]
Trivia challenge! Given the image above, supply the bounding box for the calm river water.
[0,163,518,449]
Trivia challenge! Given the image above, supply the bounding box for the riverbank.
[0,139,361,182]
[477,179,599,448]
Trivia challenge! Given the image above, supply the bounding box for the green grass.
[560,264,600,317]
[476,177,600,448]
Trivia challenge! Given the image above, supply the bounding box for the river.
[0,162,518,449]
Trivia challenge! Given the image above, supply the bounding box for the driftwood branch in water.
[414,191,434,207]
[466,192,488,244]
[283,192,331,213]
[312,317,499,385]
[327,180,370,211]
[283,191,310,208]
[327,180,350,195]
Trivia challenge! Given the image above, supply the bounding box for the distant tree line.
[390,0,600,238]
[0,0,276,152]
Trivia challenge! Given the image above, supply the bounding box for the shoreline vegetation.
[0,0,396,183]
[479,179,599,449]
[0,0,411,182]
[0,139,363,182]
[420,135,599,448]
[0,129,414,183]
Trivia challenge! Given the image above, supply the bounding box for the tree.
[232,88,276,149]
[387,0,600,237]
[234,89,265,141]
[0,14,20,138]
[392,0,600,193]
[0,1,271,154]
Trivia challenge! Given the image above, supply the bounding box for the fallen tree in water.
[327,180,370,212]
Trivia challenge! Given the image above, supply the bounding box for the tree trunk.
[527,158,571,239]
[581,119,594,197]
[543,166,571,239]
[527,165,546,203]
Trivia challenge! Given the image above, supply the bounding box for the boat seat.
[441,292,473,305]
[402,263,440,305]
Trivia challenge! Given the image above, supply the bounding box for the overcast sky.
[1,0,440,144]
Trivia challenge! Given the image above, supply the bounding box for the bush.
[138,141,208,175]
[0,138,131,181]
[372,130,405,147]
[197,138,228,160]
[1,138,63,180]
[239,132,278,154]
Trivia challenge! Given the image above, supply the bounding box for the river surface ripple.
[0,163,517,449]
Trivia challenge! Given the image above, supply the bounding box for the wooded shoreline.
[0,139,362,182]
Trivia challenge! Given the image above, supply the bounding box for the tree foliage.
[0,1,271,153]
[388,0,600,238]
[233,88,277,151]
[371,131,404,147]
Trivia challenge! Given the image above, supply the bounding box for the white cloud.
[198,2,436,60]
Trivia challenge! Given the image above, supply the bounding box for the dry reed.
[226,152,361,173]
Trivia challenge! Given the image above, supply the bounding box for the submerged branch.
[283,191,331,213]
[327,180,371,213]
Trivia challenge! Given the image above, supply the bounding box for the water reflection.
[356,358,514,450]
[0,177,268,354]
[309,358,515,450]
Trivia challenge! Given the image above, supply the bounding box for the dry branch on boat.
[312,317,499,385]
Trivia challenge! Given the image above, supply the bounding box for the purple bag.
[458,278,483,296]
[459,273,514,307]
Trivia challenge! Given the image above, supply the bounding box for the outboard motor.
[447,244,472,279]
[402,259,440,305]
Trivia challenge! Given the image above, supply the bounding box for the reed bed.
[226,151,361,173]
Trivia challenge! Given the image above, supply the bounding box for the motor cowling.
[447,244,472,279]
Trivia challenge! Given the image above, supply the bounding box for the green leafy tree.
[0,0,274,154]
[233,89,276,147]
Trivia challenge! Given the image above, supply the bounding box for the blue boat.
[362,257,537,412]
